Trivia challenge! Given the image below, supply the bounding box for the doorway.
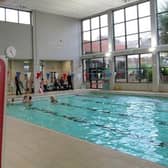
[83,58,109,89]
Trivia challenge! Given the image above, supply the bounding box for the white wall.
[0,22,32,59]
[34,11,82,89]
[35,11,81,60]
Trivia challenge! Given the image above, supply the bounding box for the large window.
[115,53,152,83]
[160,52,168,82]
[157,0,168,45]
[82,14,108,54]
[0,7,31,24]
[113,1,151,51]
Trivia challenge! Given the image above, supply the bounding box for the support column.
[32,11,40,93]
[151,0,159,91]
[107,10,114,90]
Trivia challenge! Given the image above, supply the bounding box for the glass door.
[83,58,106,89]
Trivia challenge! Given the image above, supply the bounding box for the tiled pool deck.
[4,117,165,168]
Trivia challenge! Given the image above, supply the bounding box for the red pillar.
[0,58,6,168]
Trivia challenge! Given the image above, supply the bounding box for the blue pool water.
[7,93,168,167]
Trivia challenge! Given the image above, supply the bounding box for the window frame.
[82,13,108,55]
[113,1,151,51]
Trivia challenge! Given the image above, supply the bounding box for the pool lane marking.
[56,102,168,127]
[75,94,168,113]
[30,105,168,147]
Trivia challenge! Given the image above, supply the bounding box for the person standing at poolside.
[67,73,73,89]
[15,75,22,95]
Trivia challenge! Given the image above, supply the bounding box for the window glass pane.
[6,9,18,23]
[141,53,152,68]
[140,32,151,48]
[100,14,108,27]
[0,8,5,21]
[19,11,30,24]
[127,34,138,49]
[141,53,152,74]
[24,65,30,73]
[92,41,100,53]
[92,29,100,41]
[160,52,168,66]
[91,17,99,29]
[158,12,168,44]
[115,37,125,50]
[128,55,139,82]
[158,30,168,45]
[157,0,168,13]
[114,9,124,23]
[83,43,91,54]
[115,56,127,82]
[128,55,139,68]
[138,1,150,17]
[101,39,108,52]
[126,5,137,21]
[114,23,125,37]
[158,12,168,29]
[83,32,90,42]
[101,27,108,39]
[126,20,138,35]
[160,52,168,82]
[139,17,151,32]
[83,19,90,31]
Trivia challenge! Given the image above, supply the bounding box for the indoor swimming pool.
[7,93,168,167]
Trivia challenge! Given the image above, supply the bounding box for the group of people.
[39,73,73,93]
[7,95,32,106]
[8,95,57,106]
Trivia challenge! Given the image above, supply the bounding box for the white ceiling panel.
[0,0,143,18]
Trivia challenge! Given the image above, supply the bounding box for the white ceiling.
[0,0,142,19]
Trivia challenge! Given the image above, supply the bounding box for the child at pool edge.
[50,96,58,104]
[22,95,28,103]
[28,96,32,106]
[11,98,15,104]
[7,98,14,105]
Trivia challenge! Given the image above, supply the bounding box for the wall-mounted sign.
[0,58,6,168]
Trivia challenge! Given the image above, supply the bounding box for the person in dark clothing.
[67,73,73,89]
[15,76,22,95]
[54,78,61,90]
[59,77,67,89]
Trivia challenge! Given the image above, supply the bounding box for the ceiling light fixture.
[123,0,132,3]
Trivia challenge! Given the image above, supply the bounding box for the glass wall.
[113,1,151,51]
[81,0,168,90]
[115,53,152,83]
[82,14,108,54]
[157,0,168,45]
